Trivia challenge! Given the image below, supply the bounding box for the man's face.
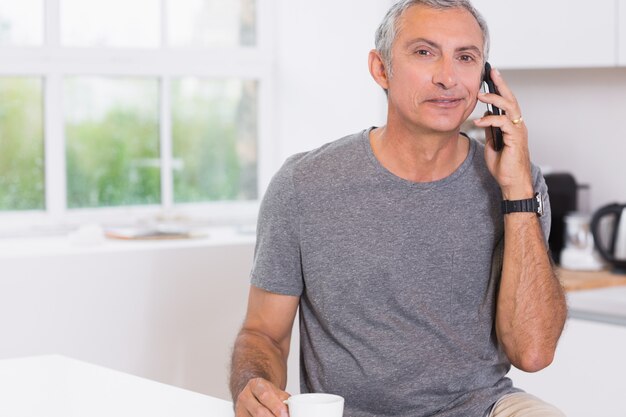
[385,5,484,135]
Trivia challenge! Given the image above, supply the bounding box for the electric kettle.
[590,203,626,273]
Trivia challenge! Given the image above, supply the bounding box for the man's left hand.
[474,67,534,200]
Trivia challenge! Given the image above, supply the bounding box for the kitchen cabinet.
[508,318,626,417]
[0,236,256,401]
[472,0,617,68]
[508,284,626,416]
[617,0,626,66]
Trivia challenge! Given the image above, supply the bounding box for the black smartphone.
[482,62,504,152]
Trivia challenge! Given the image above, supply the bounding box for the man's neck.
[369,124,470,183]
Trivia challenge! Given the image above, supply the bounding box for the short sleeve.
[249,156,304,296]
[532,164,551,245]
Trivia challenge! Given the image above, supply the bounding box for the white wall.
[274,0,389,161]
[503,68,626,211]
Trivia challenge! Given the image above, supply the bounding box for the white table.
[0,355,235,417]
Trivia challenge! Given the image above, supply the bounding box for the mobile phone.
[482,62,504,152]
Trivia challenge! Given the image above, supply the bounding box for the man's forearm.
[229,329,289,402]
[497,213,567,372]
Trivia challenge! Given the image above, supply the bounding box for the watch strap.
[501,192,543,216]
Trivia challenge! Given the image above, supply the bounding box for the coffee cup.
[283,393,344,417]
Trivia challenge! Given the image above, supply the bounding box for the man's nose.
[432,57,458,89]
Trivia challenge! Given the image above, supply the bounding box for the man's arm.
[497,212,567,372]
[475,66,567,372]
[230,285,300,417]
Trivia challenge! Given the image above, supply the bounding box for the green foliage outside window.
[0,76,257,212]
[0,77,45,211]
[172,78,257,203]
[65,78,161,208]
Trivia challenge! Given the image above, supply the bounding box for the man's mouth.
[428,97,461,103]
[426,97,463,108]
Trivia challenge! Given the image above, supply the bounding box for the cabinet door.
[507,319,626,417]
[617,0,626,66]
[472,0,617,68]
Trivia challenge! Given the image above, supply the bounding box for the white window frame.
[0,0,276,236]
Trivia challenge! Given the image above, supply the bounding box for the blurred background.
[1,1,626,416]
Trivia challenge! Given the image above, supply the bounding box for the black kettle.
[590,203,626,274]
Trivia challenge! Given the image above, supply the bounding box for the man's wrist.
[501,184,534,201]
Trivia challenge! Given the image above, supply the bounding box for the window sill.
[0,225,256,260]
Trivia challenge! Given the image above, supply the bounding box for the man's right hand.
[235,377,291,417]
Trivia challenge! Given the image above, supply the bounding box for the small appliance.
[590,203,626,274]
[559,212,604,271]
[544,173,578,264]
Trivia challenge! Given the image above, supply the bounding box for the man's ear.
[368,49,389,91]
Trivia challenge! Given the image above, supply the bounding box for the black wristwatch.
[501,192,544,217]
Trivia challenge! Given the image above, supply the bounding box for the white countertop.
[567,285,626,327]
[0,355,235,417]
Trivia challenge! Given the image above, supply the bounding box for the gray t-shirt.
[250,128,551,417]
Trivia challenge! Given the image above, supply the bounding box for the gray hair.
[375,0,490,76]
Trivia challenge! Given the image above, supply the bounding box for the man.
[230,1,567,416]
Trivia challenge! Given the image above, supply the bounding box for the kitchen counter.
[567,285,626,327]
[0,355,234,417]
[558,267,626,291]
[558,268,626,327]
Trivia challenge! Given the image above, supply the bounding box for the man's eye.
[459,55,475,62]
[415,49,431,56]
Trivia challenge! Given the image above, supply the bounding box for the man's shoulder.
[280,129,370,181]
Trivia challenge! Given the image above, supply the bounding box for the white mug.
[284,393,344,417]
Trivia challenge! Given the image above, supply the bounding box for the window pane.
[0,0,43,46]
[65,77,160,208]
[0,77,45,211]
[167,0,256,47]
[61,0,160,48]
[172,78,257,203]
